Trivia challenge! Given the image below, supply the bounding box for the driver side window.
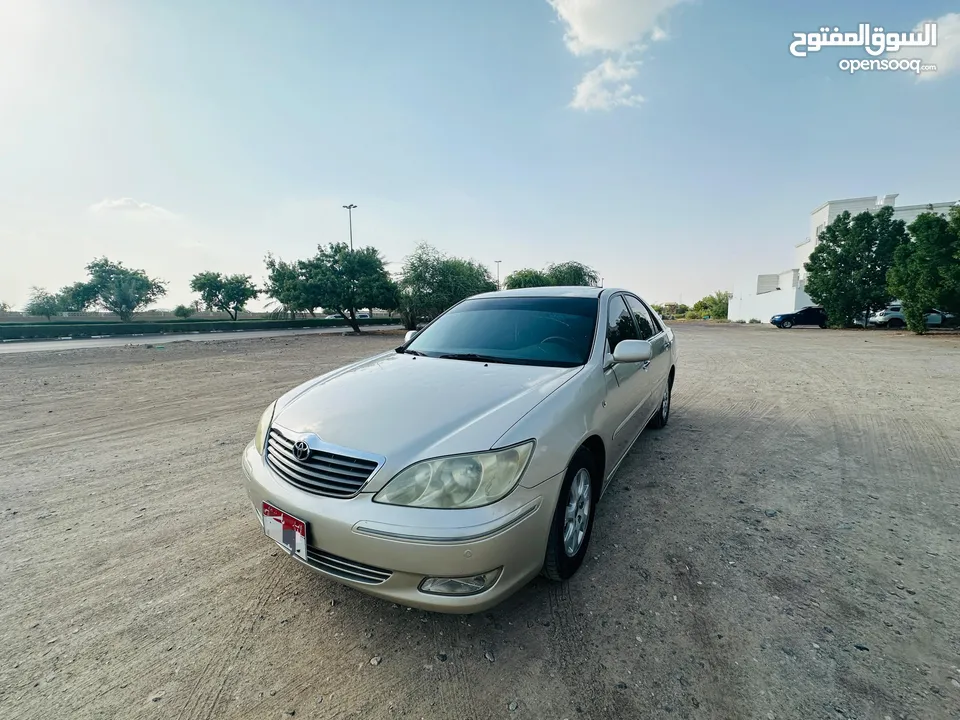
[606,296,639,354]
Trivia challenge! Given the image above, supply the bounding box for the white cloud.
[571,57,644,110]
[547,0,686,110]
[548,0,684,54]
[912,12,960,81]
[88,197,176,217]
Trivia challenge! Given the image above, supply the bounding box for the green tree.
[545,261,600,287]
[804,206,909,327]
[173,304,196,319]
[299,243,397,333]
[82,257,168,321]
[264,254,314,318]
[0,301,10,312]
[396,243,496,329]
[888,207,960,334]
[504,261,600,290]
[691,290,732,319]
[503,268,552,289]
[25,287,61,320]
[56,281,99,312]
[189,271,260,320]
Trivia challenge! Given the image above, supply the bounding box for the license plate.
[262,502,307,561]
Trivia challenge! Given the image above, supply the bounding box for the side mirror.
[612,339,653,364]
[404,330,418,344]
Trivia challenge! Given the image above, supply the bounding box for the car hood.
[272,351,580,490]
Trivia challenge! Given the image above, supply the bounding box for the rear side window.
[607,296,639,353]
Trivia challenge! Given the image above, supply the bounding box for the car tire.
[648,377,672,429]
[542,447,597,582]
[888,318,905,329]
[781,319,793,329]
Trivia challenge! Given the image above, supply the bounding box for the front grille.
[266,428,379,498]
[305,545,392,585]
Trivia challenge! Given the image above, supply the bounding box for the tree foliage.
[888,207,960,333]
[264,255,313,317]
[25,287,61,320]
[189,271,260,320]
[263,243,396,333]
[804,207,909,327]
[173,304,196,319]
[502,268,552,289]
[504,260,599,290]
[396,243,497,330]
[81,257,168,321]
[56,281,100,312]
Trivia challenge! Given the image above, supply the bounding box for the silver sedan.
[241,286,678,613]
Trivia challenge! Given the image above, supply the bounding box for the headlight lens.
[374,441,534,509]
[254,401,276,454]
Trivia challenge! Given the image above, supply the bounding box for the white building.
[729,194,959,323]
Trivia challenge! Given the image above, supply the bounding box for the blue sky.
[1,0,958,309]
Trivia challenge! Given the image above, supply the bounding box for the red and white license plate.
[262,502,307,561]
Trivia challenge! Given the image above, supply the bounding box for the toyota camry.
[241,286,678,613]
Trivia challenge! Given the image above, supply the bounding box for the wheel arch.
[578,434,606,500]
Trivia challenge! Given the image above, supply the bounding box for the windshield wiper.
[437,353,527,365]
[396,347,427,356]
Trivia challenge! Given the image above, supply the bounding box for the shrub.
[173,304,195,319]
[684,310,701,320]
[748,318,761,324]
[734,319,746,323]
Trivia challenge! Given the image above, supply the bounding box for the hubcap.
[563,468,592,557]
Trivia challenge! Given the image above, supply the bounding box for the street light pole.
[495,260,501,290]
[342,204,357,250]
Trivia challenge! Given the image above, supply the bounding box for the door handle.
[641,361,651,371]
[664,340,672,349]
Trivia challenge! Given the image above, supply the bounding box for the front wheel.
[543,447,596,582]
[781,319,793,329]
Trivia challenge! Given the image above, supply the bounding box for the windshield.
[406,296,599,367]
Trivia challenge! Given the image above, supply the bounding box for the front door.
[603,295,656,468]
[624,294,671,428]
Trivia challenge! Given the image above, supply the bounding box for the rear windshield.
[407,296,599,367]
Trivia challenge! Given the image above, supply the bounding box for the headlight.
[254,401,276,454]
[374,441,535,509]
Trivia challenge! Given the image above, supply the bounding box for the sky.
[1,0,959,310]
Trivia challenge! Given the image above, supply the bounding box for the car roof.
[476,286,606,299]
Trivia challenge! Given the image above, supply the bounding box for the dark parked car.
[770,306,827,329]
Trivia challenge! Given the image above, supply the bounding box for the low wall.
[0,317,401,341]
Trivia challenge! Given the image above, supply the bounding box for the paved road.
[0,324,399,354]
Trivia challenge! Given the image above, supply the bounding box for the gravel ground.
[1,324,958,720]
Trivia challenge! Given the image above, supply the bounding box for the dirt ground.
[2,324,959,720]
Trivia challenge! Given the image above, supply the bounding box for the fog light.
[419,568,502,596]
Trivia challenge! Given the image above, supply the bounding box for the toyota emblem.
[292,440,311,461]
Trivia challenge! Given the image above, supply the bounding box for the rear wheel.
[781,319,793,329]
[543,447,596,582]
[649,377,672,429]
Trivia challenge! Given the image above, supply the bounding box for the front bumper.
[241,442,560,613]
